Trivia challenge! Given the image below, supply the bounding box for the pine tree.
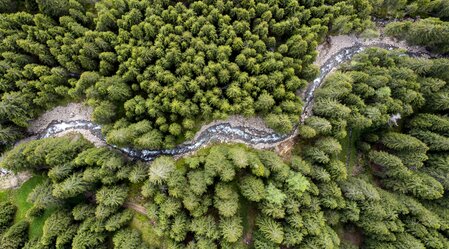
[72,203,96,221]
[0,202,15,234]
[148,156,175,185]
[52,173,89,199]
[368,150,410,178]
[92,101,116,124]
[381,132,428,152]
[105,210,133,232]
[285,172,310,198]
[220,216,243,243]
[411,130,449,151]
[240,176,265,202]
[169,213,189,242]
[0,221,29,249]
[313,98,351,119]
[113,228,148,249]
[256,216,284,244]
[27,181,62,209]
[72,231,107,249]
[96,186,128,207]
[255,93,275,112]
[41,210,74,246]
[128,162,148,183]
[189,215,220,240]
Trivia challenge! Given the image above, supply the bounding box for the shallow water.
[5,43,433,163]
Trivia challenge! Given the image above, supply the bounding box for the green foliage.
[386,18,449,54]
[307,47,449,248]
[0,202,16,234]
[0,220,29,249]
[0,134,92,173]
[240,176,265,202]
[96,185,128,208]
[381,132,428,152]
[143,145,331,247]
[219,216,243,243]
[0,0,374,152]
[72,230,106,249]
[370,0,449,19]
[105,210,133,232]
[52,173,90,199]
[40,210,75,246]
[128,162,148,183]
[2,2,449,249]
[113,228,148,249]
[72,204,95,221]
[27,180,62,210]
[256,216,284,244]
[0,135,136,247]
[148,156,175,185]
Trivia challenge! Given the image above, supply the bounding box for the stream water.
[9,42,434,163]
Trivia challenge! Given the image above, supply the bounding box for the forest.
[0,0,449,248]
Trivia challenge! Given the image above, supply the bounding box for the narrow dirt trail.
[124,201,147,216]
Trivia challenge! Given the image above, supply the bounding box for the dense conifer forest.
[1,0,449,248]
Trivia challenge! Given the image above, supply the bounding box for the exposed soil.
[28,102,93,134]
[315,34,430,68]
[0,172,32,190]
[351,154,365,176]
[194,115,275,141]
[275,137,295,161]
[124,201,147,216]
[342,225,364,247]
[242,205,257,246]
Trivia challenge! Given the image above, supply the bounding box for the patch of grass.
[12,175,46,222]
[239,197,256,248]
[29,207,57,240]
[0,175,52,239]
[128,182,145,204]
[0,190,10,202]
[130,211,165,248]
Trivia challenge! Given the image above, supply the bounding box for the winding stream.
[31,42,431,161]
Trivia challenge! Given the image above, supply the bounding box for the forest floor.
[124,201,147,216]
[130,211,165,247]
[0,175,57,239]
[338,128,362,176]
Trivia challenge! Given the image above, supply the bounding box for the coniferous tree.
[0,221,29,249]
[0,202,15,234]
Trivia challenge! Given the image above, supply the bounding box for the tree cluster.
[311,47,449,247]
[0,134,147,248]
[2,1,449,248]
[0,0,94,151]
[386,18,449,54]
[142,145,343,248]
[0,202,16,235]
[367,0,449,20]
[0,0,373,151]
